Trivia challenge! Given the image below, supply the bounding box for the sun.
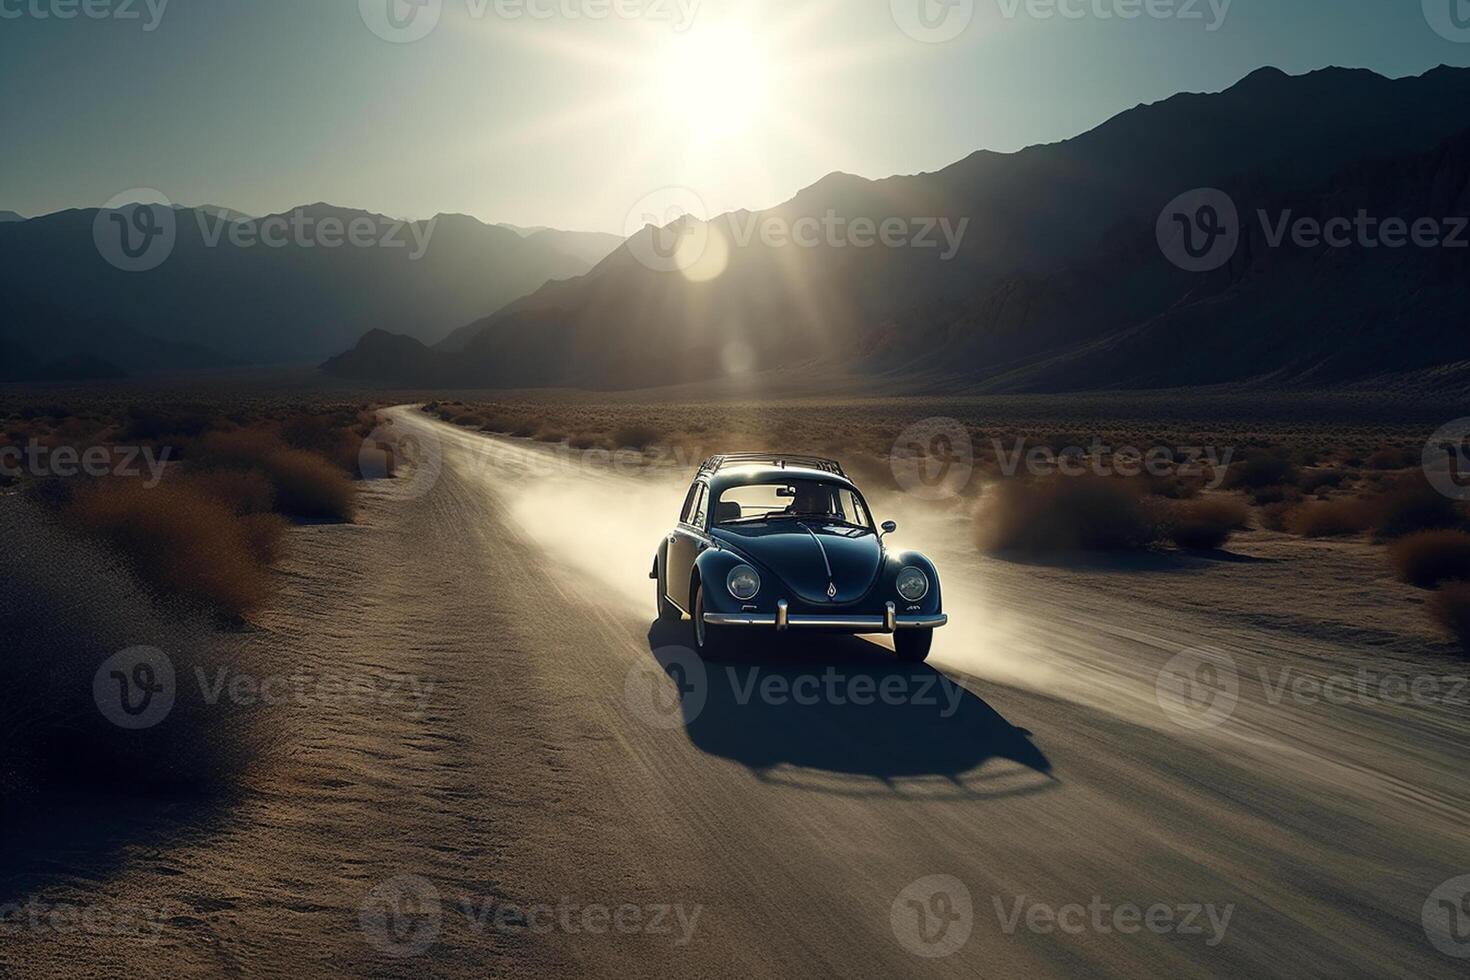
[653,24,774,142]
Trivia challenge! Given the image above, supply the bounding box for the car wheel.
[894,629,933,663]
[655,555,679,622]
[692,583,731,658]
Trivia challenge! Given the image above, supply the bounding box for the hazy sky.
[3,0,1468,232]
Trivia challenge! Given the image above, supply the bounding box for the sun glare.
[654,25,774,141]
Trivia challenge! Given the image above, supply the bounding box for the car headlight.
[896,566,929,602]
[726,565,761,601]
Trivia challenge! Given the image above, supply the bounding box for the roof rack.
[699,454,846,477]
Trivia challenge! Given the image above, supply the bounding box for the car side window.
[681,483,708,528]
[680,483,701,525]
[689,485,709,530]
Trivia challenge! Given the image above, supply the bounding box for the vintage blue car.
[652,454,948,661]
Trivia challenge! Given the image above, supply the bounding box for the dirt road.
[5,406,1468,978]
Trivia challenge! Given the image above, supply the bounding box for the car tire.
[894,629,933,663]
[692,583,732,659]
[655,554,679,622]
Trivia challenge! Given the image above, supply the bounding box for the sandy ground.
[3,406,1468,978]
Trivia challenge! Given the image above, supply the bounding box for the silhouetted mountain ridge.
[324,64,1470,392]
[0,203,623,367]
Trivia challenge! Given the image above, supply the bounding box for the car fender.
[884,550,943,615]
[693,546,757,615]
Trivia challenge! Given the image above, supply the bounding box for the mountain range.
[324,65,1470,394]
[0,207,621,379]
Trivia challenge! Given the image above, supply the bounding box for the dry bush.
[1427,584,1470,653]
[611,424,661,451]
[1367,447,1414,470]
[569,432,609,451]
[1223,452,1298,491]
[1285,498,1376,538]
[260,449,355,521]
[240,512,289,565]
[477,413,520,433]
[197,428,287,469]
[182,467,276,515]
[1163,497,1249,550]
[69,481,273,617]
[976,476,1159,552]
[1389,531,1470,588]
[1371,477,1462,539]
[0,504,265,803]
[1299,470,1346,494]
[1259,502,1292,532]
[1138,473,1202,499]
[194,428,355,520]
[534,427,567,443]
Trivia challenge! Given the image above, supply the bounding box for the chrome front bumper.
[704,600,947,633]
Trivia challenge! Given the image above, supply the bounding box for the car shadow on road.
[644,620,1055,800]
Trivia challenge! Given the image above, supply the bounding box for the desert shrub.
[0,504,263,802]
[1367,447,1414,470]
[240,512,289,565]
[194,429,355,520]
[1299,470,1345,493]
[1259,502,1292,532]
[1285,498,1375,538]
[1163,497,1249,550]
[280,412,365,474]
[1427,584,1470,653]
[1248,485,1300,506]
[259,449,356,521]
[568,432,608,450]
[612,424,661,451]
[1371,477,1462,539]
[534,427,567,443]
[509,420,538,438]
[1389,531,1470,588]
[976,476,1159,552]
[477,413,519,433]
[1224,452,1298,491]
[197,428,288,469]
[1139,473,1202,499]
[69,481,273,617]
[182,467,276,515]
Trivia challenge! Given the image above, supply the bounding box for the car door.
[665,480,708,611]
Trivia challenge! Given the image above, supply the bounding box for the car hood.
[711,522,884,605]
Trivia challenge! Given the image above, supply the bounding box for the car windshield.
[714,480,871,529]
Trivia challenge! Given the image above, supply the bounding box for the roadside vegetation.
[2,399,393,618]
[0,396,408,811]
[0,502,265,808]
